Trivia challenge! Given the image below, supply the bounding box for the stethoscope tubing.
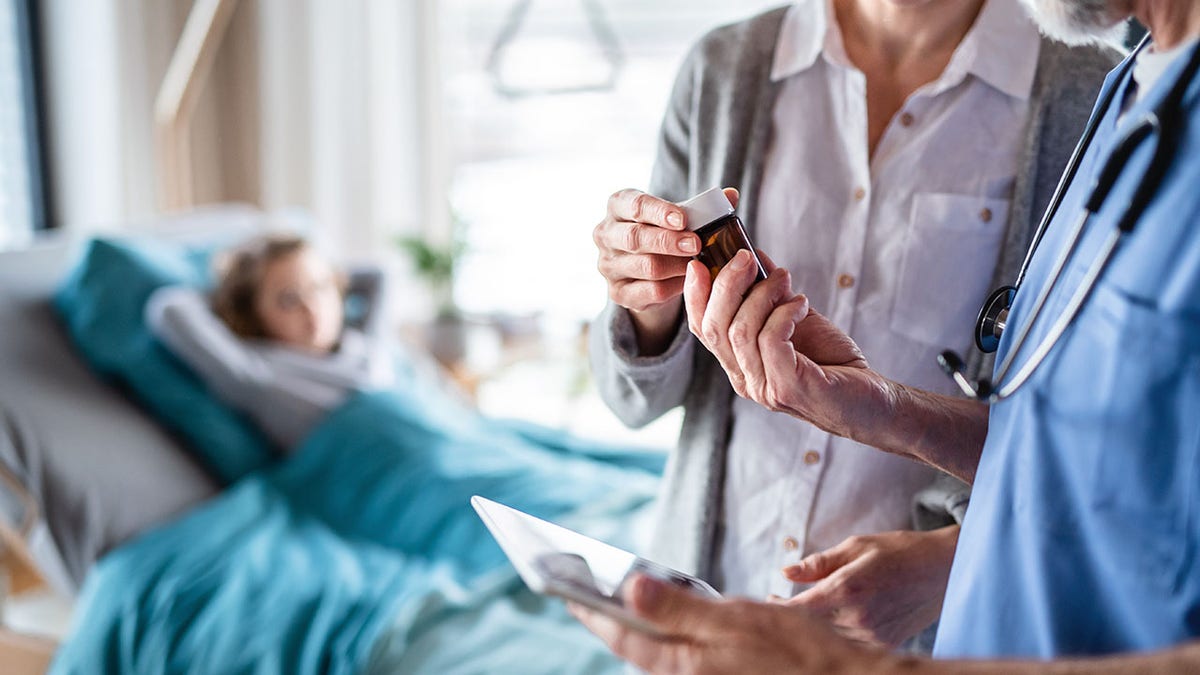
[992,228,1122,400]
[1011,36,1152,290]
[988,209,1091,394]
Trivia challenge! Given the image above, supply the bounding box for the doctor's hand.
[568,574,894,675]
[772,525,960,648]
[683,252,897,441]
[593,188,739,355]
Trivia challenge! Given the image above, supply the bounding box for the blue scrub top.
[935,45,1200,659]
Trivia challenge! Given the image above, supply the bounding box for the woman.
[146,234,403,450]
[589,0,1120,647]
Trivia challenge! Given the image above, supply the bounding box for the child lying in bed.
[146,234,406,450]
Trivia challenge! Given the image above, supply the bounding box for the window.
[431,1,781,442]
[434,1,783,323]
[0,0,48,249]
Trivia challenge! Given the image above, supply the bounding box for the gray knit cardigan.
[588,6,1121,583]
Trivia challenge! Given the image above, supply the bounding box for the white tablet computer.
[471,495,721,635]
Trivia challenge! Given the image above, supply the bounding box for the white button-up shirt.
[719,0,1041,599]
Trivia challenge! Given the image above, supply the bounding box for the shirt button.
[803,450,821,465]
[853,186,867,202]
[980,207,994,223]
[836,274,855,289]
[899,112,915,127]
[782,536,799,551]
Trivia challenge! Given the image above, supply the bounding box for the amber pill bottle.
[680,187,767,282]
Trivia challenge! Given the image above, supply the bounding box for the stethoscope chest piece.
[976,285,1016,353]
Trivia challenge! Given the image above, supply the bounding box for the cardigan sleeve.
[587,43,704,429]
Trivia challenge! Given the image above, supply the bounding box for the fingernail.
[634,575,663,607]
[679,237,697,254]
[729,250,748,271]
[666,212,684,229]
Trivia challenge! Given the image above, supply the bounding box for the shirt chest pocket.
[889,193,1009,348]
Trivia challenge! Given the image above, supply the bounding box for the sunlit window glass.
[435,1,784,322]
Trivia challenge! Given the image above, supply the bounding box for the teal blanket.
[51,390,663,674]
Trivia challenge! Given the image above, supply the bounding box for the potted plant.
[395,232,468,365]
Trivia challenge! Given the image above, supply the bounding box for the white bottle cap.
[679,187,734,232]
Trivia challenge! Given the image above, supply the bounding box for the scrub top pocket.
[890,193,1008,349]
[1031,282,1200,593]
[1047,283,1200,511]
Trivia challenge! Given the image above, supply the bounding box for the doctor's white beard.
[1019,0,1132,46]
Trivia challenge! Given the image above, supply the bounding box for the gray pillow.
[0,241,219,589]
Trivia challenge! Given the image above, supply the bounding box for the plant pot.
[426,314,468,366]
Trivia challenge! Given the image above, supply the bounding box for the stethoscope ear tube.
[938,350,994,399]
[1086,117,1158,218]
[1010,34,1154,291]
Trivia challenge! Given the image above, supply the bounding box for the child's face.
[254,248,344,353]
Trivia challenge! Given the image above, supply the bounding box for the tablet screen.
[471,495,720,632]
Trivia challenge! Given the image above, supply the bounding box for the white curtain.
[38,0,443,264]
[257,0,447,259]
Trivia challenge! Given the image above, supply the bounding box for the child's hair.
[212,233,314,338]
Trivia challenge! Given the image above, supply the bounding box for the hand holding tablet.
[471,496,721,635]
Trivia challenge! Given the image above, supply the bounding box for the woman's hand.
[593,188,737,355]
[773,526,960,648]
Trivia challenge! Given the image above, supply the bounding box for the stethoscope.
[938,35,1200,403]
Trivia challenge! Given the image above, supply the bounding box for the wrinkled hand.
[569,575,888,675]
[593,188,739,354]
[772,526,960,648]
[682,250,896,439]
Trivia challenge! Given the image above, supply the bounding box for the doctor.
[572,0,1200,671]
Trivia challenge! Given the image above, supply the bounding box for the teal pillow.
[55,238,274,483]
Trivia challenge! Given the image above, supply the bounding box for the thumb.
[783,545,851,583]
[723,186,740,209]
[626,575,722,640]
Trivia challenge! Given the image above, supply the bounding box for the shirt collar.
[950,0,1041,101]
[770,0,1041,101]
[770,0,835,82]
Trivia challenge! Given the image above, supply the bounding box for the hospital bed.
[0,207,663,674]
